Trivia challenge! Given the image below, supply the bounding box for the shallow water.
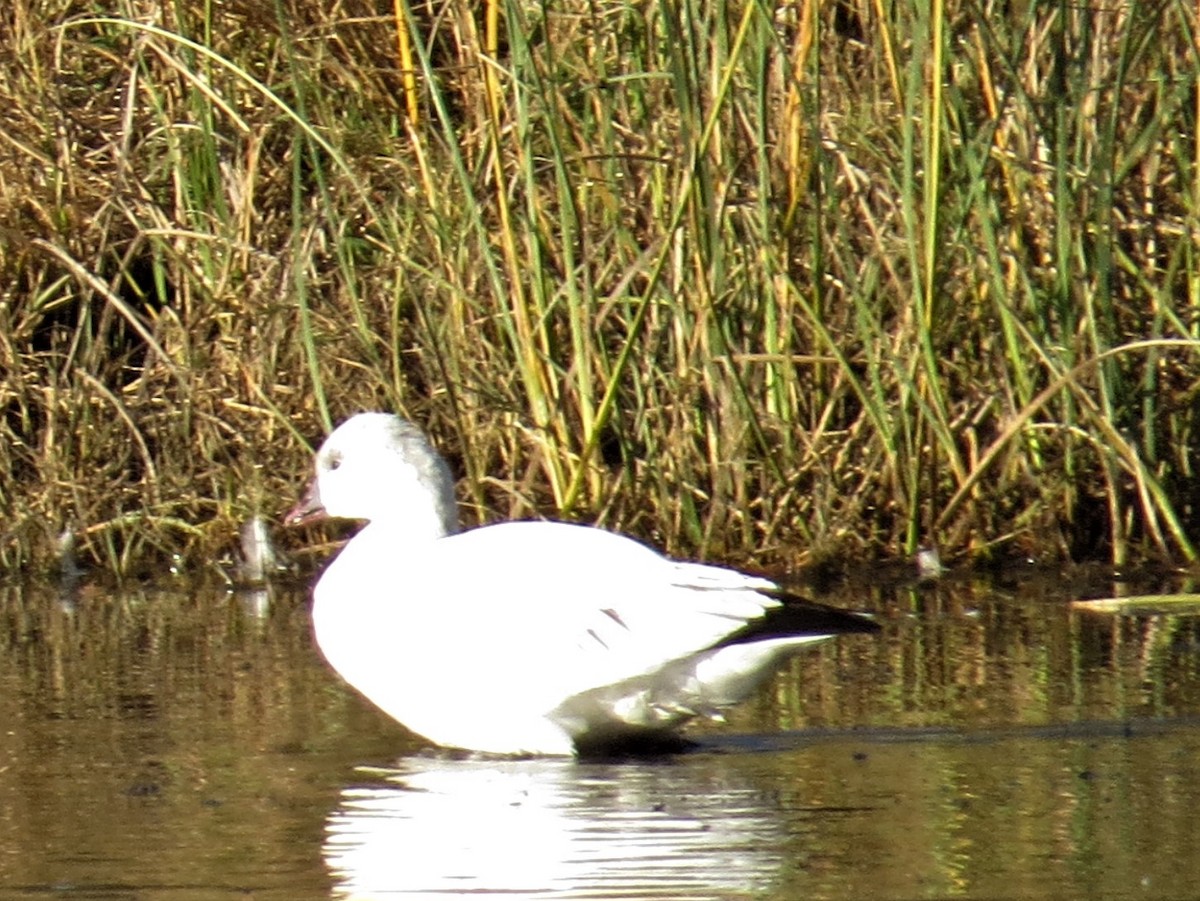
[1,567,1199,899]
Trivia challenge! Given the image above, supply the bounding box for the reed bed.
[0,0,1197,576]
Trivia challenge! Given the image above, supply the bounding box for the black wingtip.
[716,592,880,647]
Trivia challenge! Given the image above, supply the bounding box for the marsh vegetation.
[0,0,1197,574]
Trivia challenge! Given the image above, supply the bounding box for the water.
[1,567,1199,899]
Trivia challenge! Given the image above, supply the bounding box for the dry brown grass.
[0,0,1197,577]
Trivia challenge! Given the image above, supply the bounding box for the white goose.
[287,412,878,756]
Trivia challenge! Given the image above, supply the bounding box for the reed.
[0,0,1196,576]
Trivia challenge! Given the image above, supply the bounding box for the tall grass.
[0,0,1196,575]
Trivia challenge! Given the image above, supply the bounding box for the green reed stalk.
[2,0,1191,572]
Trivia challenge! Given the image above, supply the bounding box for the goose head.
[286,413,459,540]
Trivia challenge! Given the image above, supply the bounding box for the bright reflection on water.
[326,755,787,899]
[1,567,1200,899]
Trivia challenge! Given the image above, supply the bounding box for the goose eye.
[324,451,343,472]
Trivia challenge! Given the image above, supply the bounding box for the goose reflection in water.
[324,754,785,900]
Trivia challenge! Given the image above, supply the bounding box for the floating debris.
[915,546,945,581]
[56,528,83,585]
[1072,594,1200,615]
[237,515,282,586]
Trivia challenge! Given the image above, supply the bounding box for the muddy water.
[1,568,1199,899]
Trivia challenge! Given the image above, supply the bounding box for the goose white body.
[290,413,876,756]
